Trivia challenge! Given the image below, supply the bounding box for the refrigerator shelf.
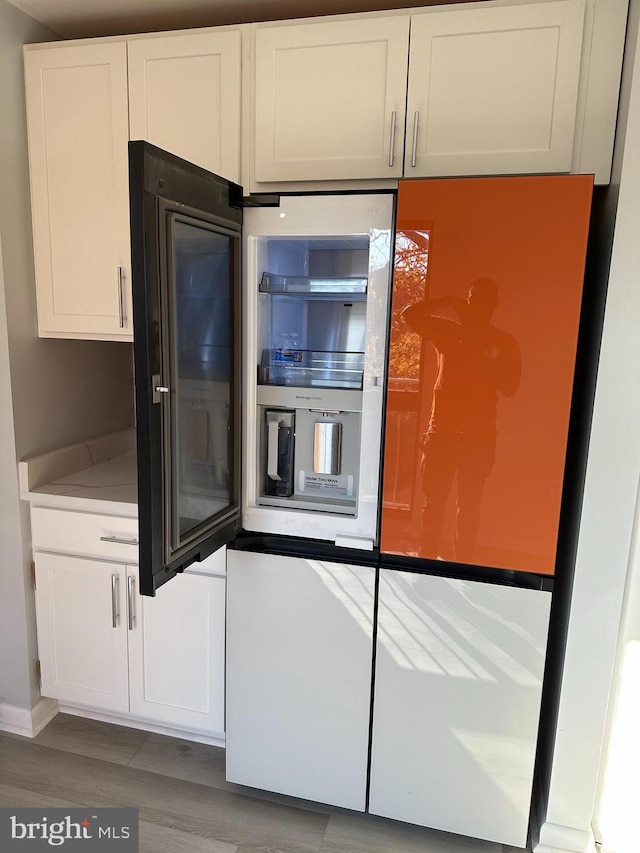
[259,272,368,296]
[259,349,364,390]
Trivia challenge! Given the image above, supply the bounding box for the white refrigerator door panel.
[226,550,375,810]
[369,570,551,847]
[241,194,393,546]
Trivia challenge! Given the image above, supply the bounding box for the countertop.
[20,429,138,517]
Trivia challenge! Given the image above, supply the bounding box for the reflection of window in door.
[383,229,430,514]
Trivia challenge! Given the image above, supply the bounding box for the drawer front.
[31,506,138,562]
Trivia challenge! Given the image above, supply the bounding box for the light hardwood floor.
[0,714,527,853]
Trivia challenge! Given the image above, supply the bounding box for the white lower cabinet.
[128,568,225,733]
[34,551,225,737]
[226,550,375,810]
[35,554,130,712]
[368,570,552,848]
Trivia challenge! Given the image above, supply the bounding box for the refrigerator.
[128,143,594,846]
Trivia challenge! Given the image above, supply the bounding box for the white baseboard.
[0,697,58,738]
[58,704,226,748]
[534,821,598,853]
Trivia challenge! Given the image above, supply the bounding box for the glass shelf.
[259,272,368,296]
[259,349,364,390]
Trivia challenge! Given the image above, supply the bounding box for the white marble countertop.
[20,429,138,516]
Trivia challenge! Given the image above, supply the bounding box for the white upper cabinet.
[24,42,132,340]
[128,30,242,183]
[253,16,410,182]
[25,29,244,341]
[405,0,586,177]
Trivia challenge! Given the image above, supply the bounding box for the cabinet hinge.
[31,561,36,590]
[35,659,41,683]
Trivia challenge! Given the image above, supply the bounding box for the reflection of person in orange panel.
[403,278,521,563]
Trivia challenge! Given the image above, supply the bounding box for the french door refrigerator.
[129,143,594,847]
[370,174,593,846]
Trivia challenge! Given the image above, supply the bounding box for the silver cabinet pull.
[100,535,139,546]
[388,111,397,168]
[411,111,420,168]
[111,573,119,628]
[127,575,135,631]
[117,266,126,328]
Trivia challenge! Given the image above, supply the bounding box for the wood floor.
[0,714,527,853]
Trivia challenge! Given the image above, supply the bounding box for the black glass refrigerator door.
[129,142,242,596]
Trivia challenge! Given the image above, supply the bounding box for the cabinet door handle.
[100,535,139,546]
[117,266,126,329]
[127,575,135,631]
[111,573,119,628]
[388,110,397,168]
[411,111,419,168]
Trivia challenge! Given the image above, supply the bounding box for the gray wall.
[0,0,135,711]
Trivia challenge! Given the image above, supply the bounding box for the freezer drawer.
[369,570,551,847]
[225,549,375,811]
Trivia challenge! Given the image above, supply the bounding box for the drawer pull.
[111,574,119,628]
[100,535,139,546]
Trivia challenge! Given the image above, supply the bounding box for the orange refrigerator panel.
[381,175,593,575]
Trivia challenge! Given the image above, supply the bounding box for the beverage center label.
[298,472,354,498]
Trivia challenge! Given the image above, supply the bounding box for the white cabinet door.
[127,568,225,735]
[34,553,129,712]
[24,43,132,340]
[369,570,551,847]
[226,550,375,810]
[128,30,242,183]
[406,0,585,176]
[253,17,409,182]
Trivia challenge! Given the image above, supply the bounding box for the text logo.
[1,809,138,851]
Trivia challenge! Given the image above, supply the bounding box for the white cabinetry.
[250,0,626,188]
[405,0,585,176]
[35,553,130,711]
[128,567,225,733]
[252,16,410,182]
[368,570,552,847]
[31,505,226,740]
[24,42,132,340]
[226,550,375,810]
[24,28,244,341]
[128,30,242,182]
